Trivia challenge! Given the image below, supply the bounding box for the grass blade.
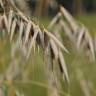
[10,18,17,41]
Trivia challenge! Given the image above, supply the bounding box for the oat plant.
[0,0,69,96]
[48,6,95,61]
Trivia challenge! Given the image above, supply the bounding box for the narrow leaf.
[60,6,78,33]
[3,14,8,31]
[48,12,61,29]
[18,21,24,42]
[10,18,17,41]
[58,50,69,83]
[50,39,58,59]
[24,21,31,45]
[8,10,13,34]
[44,29,69,53]
[85,29,95,60]
[77,27,85,49]
[26,26,38,59]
